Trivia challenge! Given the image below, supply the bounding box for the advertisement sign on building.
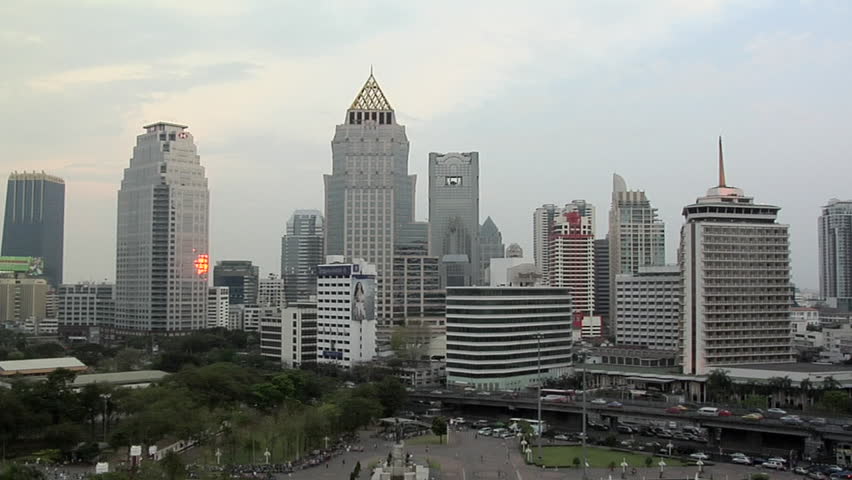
[351,275,375,322]
[0,256,44,275]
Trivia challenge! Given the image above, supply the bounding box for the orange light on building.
[194,254,209,276]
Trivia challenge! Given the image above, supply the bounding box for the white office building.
[258,275,286,307]
[316,257,378,368]
[229,304,260,332]
[680,139,794,375]
[115,122,209,334]
[615,265,680,350]
[260,302,318,368]
[446,286,573,391]
[207,287,229,329]
[57,283,114,327]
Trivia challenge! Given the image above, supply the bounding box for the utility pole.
[581,357,588,480]
[537,332,542,461]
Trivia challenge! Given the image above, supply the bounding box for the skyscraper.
[213,260,259,306]
[608,174,665,332]
[819,199,852,311]
[115,122,209,334]
[680,139,793,374]
[281,209,324,302]
[324,73,414,318]
[2,171,65,287]
[533,204,559,277]
[429,152,480,286]
[593,239,610,321]
[549,206,595,315]
[479,217,505,285]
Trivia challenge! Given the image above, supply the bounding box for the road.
[281,429,810,480]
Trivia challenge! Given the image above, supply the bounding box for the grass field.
[531,446,688,468]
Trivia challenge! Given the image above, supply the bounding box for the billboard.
[0,256,43,275]
[351,275,375,322]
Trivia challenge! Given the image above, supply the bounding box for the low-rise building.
[259,302,317,368]
[0,357,87,377]
[207,286,229,329]
[446,286,573,391]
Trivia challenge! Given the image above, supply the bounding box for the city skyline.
[2,2,852,290]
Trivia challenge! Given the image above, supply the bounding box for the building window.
[445,176,462,186]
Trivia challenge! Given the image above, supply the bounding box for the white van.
[698,407,719,416]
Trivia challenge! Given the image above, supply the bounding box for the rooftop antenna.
[718,136,727,187]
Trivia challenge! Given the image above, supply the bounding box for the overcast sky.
[2,0,851,290]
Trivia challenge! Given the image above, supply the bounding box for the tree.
[645,456,654,468]
[573,457,581,468]
[376,376,408,417]
[819,391,851,414]
[823,376,842,392]
[741,394,767,409]
[431,417,448,444]
[0,463,44,480]
[161,451,185,480]
[705,369,733,403]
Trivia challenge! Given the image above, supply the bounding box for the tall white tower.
[680,138,793,374]
[115,122,209,334]
[324,73,414,319]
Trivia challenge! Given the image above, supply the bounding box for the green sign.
[0,256,44,275]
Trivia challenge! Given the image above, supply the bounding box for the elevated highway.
[412,391,852,455]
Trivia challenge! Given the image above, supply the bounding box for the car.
[588,421,609,431]
[554,434,569,441]
[830,473,852,480]
[690,453,710,460]
[476,391,491,396]
[463,387,476,392]
[810,417,827,425]
[767,457,787,464]
[718,410,733,417]
[501,432,516,439]
[843,425,852,431]
[732,456,752,465]
[827,466,845,473]
[431,390,443,394]
[657,430,673,438]
[617,425,634,434]
[607,401,624,408]
[730,452,748,458]
[452,417,466,424]
[762,461,786,470]
[766,408,787,416]
[473,419,489,427]
[591,398,607,405]
[781,415,804,424]
[808,471,828,480]
[665,406,686,414]
[477,428,492,436]
[794,467,809,475]
[742,413,764,421]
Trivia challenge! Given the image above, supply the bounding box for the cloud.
[0,30,43,45]
[29,63,154,92]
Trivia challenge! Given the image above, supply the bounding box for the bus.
[509,418,548,436]
[540,389,576,403]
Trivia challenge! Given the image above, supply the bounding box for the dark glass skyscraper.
[2,171,65,287]
[213,260,259,305]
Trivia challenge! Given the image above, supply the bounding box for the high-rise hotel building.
[115,122,209,334]
[324,73,414,319]
[680,139,793,374]
[548,202,595,314]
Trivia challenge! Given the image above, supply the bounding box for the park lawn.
[533,446,688,468]
[406,434,448,446]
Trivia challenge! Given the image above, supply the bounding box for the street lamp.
[264,449,271,465]
[696,459,704,475]
[658,459,666,478]
[621,458,628,478]
[100,393,112,441]
[666,442,674,456]
[581,356,589,480]
[215,448,222,465]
